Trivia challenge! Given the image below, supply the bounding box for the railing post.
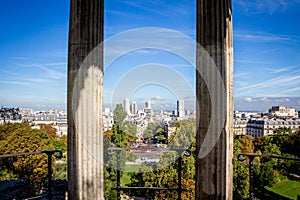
[108,148,190,199]
[177,153,183,200]
[47,152,53,197]
[249,156,255,200]
[116,150,121,200]
[42,150,62,198]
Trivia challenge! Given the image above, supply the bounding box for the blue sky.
[0,0,300,111]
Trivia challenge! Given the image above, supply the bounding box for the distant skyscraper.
[145,99,152,109]
[177,100,185,118]
[144,100,152,117]
[123,97,131,115]
[130,101,137,115]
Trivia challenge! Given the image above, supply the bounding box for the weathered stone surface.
[67,0,234,199]
[67,0,104,199]
[196,0,234,199]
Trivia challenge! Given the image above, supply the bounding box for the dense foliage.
[104,104,136,199]
[0,123,67,184]
[233,129,300,199]
[128,118,196,199]
[104,104,196,199]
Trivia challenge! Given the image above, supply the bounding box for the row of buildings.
[122,98,186,118]
[0,108,68,137]
[234,106,300,138]
[103,99,195,142]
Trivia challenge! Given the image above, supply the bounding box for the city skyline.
[1,0,300,111]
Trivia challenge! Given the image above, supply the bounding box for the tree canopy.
[0,123,54,184]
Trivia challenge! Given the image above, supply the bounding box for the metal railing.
[108,147,191,200]
[0,150,62,199]
[238,153,300,200]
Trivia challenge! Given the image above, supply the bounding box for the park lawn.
[266,179,300,199]
[121,165,142,186]
[124,164,141,173]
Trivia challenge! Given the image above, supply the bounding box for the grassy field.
[124,164,141,173]
[266,180,300,199]
[120,165,143,186]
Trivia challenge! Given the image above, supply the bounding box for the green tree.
[233,137,251,199]
[254,143,281,188]
[113,104,127,128]
[169,118,196,149]
[40,124,57,138]
[52,152,67,180]
[140,149,196,200]
[104,104,133,199]
[143,129,153,141]
[274,127,292,135]
[239,134,254,153]
[0,123,54,184]
[123,121,137,138]
[285,130,300,157]
[129,119,197,199]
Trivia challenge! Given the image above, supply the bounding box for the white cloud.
[245,97,252,102]
[260,97,269,102]
[151,95,164,101]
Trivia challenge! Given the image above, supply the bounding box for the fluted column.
[196,0,234,199]
[67,0,104,199]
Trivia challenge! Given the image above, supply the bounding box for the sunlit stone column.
[196,0,234,199]
[67,0,104,199]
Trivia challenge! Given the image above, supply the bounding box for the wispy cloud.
[50,51,67,58]
[105,9,143,19]
[239,74,300,91]
[119,0,194,17]
[235,81,248,87]
[233,0,300,14]
[234,32,293,42]
[235,59,271,65]
[263,65,298,74]
[11,57,28,60]
[43,62,66,67]
[119,0,169,16]
[16,63,66,79]
[0,80,30,86]
[235,72,249,78]
[33,65,66,79]
[281,87,300,94]
[23,78,49,83]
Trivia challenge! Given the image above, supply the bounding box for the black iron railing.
[0,150,62,199]
[238,153,300,200]
[108,147,191,200]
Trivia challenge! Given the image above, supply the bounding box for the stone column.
[196,0,234,199]
[67,0,104,199]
